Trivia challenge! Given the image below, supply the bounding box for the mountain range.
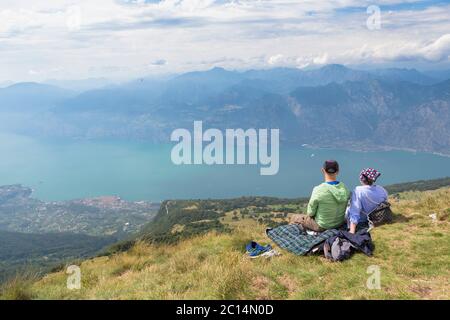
[1,64,450,154]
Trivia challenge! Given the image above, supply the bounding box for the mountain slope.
[130,177,450,247]
[371,68,437,85]
[17,183,450,300]
[0,83,74,113]
[287,79,450,153]
[0,230,116,282]
[139,197,305,244]
[11,179,450,299]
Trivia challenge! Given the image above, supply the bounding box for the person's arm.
[347,191,361,234]
[349,221,357,234]
[307,188,319,217]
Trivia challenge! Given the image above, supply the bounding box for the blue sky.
[0,0,449,82]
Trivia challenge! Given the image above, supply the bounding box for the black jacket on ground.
[323,229,374,261]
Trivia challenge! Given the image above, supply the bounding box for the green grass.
[4,187,450,300]
[0,272,39,300]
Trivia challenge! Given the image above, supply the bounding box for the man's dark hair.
[323,160,339,174]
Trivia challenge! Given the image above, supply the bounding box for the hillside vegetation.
[111,177,450,249]
[0,231,115,282]
[138,197,306,245]
[6,185,449,300]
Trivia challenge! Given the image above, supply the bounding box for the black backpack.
[367,201,393,229]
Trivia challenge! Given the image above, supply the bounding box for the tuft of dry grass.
[0,272,38,300]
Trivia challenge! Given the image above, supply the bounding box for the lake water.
[0,133,449,202]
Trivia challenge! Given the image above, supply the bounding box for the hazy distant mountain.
[44,78,116,92]
[424,69,450,83]
[370,68,437,85]
[0,81,14,88]
[1,65,450,154]
[288,79,450,153]
[242,64,374,93]
[0,82,74,113]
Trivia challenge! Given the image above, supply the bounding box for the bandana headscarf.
[360,168,381,184]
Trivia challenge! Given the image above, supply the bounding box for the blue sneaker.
[246,241,272,257]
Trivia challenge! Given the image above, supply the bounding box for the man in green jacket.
[291,160,350,232]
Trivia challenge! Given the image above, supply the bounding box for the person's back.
[307,181,350,229]
[347,168,388,233]
[291,160,350,232]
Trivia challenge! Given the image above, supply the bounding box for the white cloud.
[0,0,449,82]
[267,54,285,66]
[312,53,329,65]
[341,34,450,64]
[421,34,450,62]
[267,53,330,68]
[0,9,44,36]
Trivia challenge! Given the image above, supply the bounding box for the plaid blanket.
[266,224,340,256]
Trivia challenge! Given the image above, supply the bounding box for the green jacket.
[307,182,350,229]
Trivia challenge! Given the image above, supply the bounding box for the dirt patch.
[410,284,432,298]
[171,224,185,234]
[252,276,271,300]
[277,275,297,296]
[409,277,449,299]
[184,205,199,211]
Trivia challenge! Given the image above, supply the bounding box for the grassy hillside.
[0,231,116,282]
[5,186,449,300]
[106,177,450,251]
[137,197,306,245]
[384,177,450,194]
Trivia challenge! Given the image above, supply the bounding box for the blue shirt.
[346,185,388,224]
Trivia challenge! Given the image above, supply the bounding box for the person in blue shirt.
[346,168,388,233]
